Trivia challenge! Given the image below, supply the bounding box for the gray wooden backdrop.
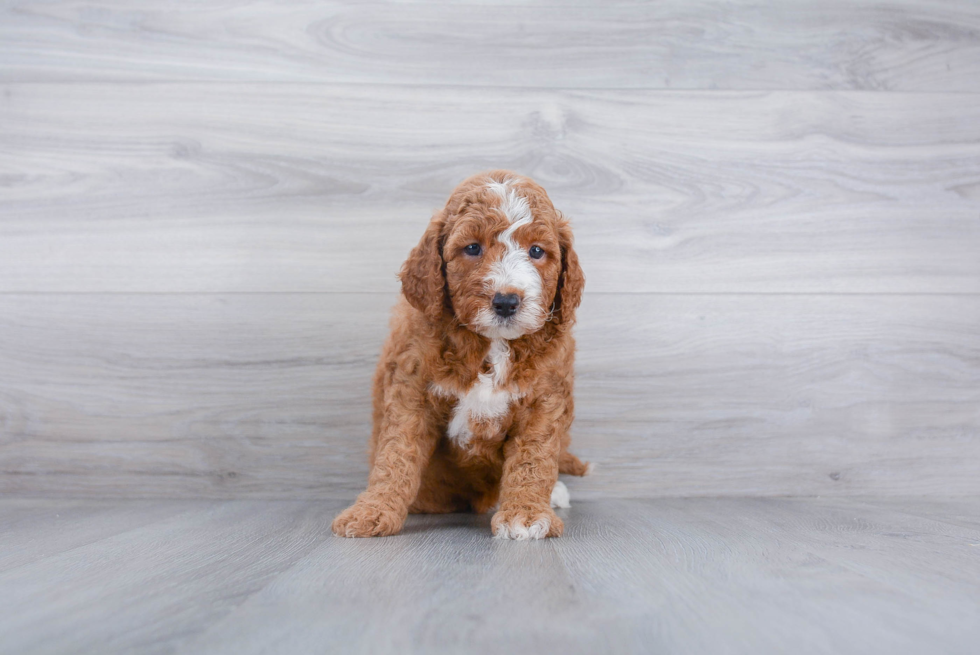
[1,0,978,499]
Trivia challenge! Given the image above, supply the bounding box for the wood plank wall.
[1,0,978,498]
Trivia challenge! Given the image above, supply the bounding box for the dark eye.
[528,245,545,260]
[463,243,482,257]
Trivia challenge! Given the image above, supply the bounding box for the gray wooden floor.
[1,497,978,655]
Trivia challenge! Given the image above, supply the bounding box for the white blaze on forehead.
[486,179,532,227]
[476,178,545,340]
[487,181,541,290]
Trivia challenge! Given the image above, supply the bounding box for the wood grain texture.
[0,499,333,655]
[864,497,980,530]
[0,499,189,573]
[2,0,979,502]
[2,84,979,293]
[2,293,977,498]
[1,498,977,654]
[2,1,980,90]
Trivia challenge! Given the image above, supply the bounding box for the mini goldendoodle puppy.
[332,170,590,540]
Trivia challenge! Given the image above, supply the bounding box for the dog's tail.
[558,450,593,477]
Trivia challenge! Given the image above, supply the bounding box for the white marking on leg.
[494,515,551,541]
[550,480,571,508]
[528,518,551,539]
[509,520,531,540]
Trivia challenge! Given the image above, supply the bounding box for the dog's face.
[400,171,584,339]
[442,177,564,339]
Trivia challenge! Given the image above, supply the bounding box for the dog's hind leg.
[558,447,592,477]
[556,397,591,477]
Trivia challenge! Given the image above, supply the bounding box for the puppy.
[332,170,589,540]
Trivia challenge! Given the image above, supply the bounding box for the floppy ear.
[552,216,585,325]
[399,212,449,321]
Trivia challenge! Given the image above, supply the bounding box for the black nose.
[492,293,520,318]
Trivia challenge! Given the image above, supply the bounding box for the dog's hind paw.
[550,480,571,508]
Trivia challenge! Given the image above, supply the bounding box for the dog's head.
[400,170,584,339]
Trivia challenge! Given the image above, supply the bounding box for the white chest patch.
[431,339,521,446]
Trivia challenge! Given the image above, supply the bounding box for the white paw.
[494,516,551,540]
[550,480,571,509]
[585,462,596,476]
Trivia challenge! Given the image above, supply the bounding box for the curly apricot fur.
[332,171,587,539]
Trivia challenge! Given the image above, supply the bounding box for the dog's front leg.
[491,397,564,540]
[332,388,438,538]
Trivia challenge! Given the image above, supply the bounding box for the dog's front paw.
[331,500,404,538]
[491,505,563,540]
